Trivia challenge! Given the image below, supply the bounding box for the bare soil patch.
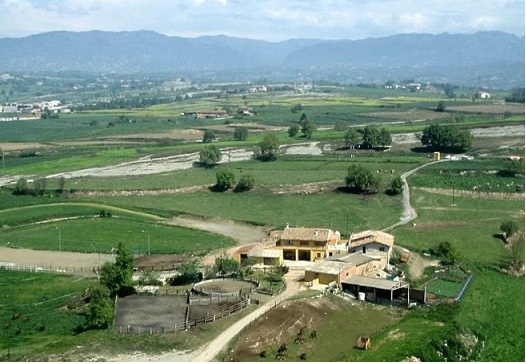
[0,142,44,151]
[195,279,256,293]
[229,297,341,360]
[0,246,112,273]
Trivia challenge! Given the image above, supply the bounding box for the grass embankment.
[341,268,524,362]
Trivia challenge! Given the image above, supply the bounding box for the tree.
[199,145,221,167]
[85,284,114,329]
[58,176,66,192]
[430,241,459,265]
[234,173,255,192]
[215,169,235,191]
[345,164,379,193]
[259,132,279,161]
[34,177,48,195]
[378,128,392,147]
[288,124,300,137]
[233,126,248,141]
[291,104,303,113]
[99,242,134,297]
[505,87,525,103]
[420,124,472,152]
[500,220,519,241]
[436,101,446,112]
[344,128,360,149]
[387,176,404,195]
[361,126,380,149]
[202,130,216,143]
[212,255,240,278]
[300,119,316,139]
[13,177,28,195]
[167,259,202,285]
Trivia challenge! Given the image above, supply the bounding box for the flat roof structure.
[342,275,408,290]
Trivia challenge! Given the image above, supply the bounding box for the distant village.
[0,100,72,121]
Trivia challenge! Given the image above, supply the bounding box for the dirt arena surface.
[115,295,189,332]
[195,279,257,293]
[0,246,113,274]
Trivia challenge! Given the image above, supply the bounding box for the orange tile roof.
[280,227,334,242]
[349,230,394,248]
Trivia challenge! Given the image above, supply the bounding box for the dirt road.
[190,268,305,362]
[382,160,443,232]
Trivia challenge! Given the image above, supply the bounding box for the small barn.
[342,275,409,305]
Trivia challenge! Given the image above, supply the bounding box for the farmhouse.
[276,225,341,262]
[348,230,394,267]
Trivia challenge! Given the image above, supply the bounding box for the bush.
[429,241,460,265]
[234,174,255,192]
[345,164,379,193]
[202,130,216,143]
[215,169,235,191]
[199,145,221,167]
[387,176,404,195]
[500,220,519,241]
[233,126,248,141]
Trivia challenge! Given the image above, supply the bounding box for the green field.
[0,87,524,361]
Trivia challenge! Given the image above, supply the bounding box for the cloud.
[0,0,523,40]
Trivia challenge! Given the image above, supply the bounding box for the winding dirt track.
[382,160,444,232]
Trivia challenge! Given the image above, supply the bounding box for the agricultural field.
[0,86,524,362]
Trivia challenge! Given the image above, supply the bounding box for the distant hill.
[0,30,523,88]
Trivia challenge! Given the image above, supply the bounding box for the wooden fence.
[115,298,252,334]
[0,263,99,275]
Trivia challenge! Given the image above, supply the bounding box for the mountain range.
[0,30,523,88]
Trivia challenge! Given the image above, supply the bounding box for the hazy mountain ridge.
[0,30,523,87]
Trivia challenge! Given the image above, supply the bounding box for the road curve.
[382,160,443,232]
[190,271,304,362]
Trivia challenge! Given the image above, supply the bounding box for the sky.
[0,0,524,41]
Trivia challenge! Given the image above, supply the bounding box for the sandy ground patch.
[281,142,322,155]
[44,148,254,179]
[391,124,525,145]
[0,142,44,151]
[0,246,113,273]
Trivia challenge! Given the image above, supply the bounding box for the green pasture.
[0,202,156,227]
[410,168,524,194]
[0,214,234,254]
[83,188,403,234]
[426,278,464,298]
[340,267,524,362]
[65,154,425,191]
[0,270,95,361]
[392,189,522,265]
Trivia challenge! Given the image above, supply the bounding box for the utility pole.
[142,229,150,255]
[56,226,61,251]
